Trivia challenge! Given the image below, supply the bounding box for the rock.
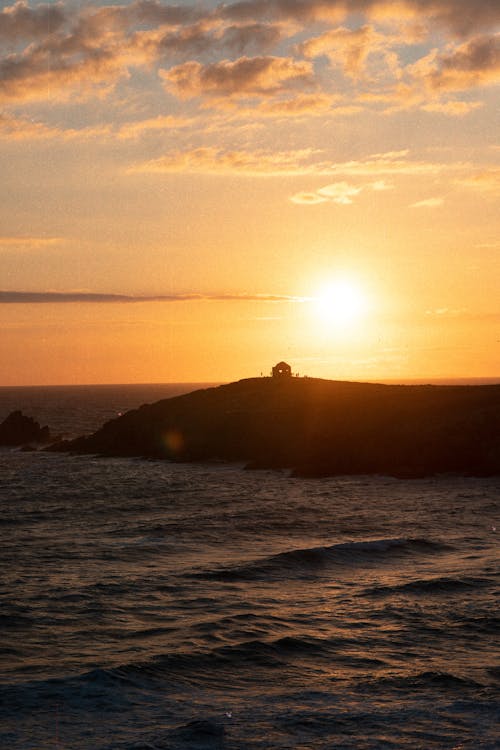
[0,410,51,446]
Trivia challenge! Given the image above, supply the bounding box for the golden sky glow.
[0,0,499,384]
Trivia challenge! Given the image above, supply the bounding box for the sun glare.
[312,279,368,330]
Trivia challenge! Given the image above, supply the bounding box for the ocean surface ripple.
[0,385,499,749]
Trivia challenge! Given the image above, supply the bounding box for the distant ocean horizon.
[2,376,499,390]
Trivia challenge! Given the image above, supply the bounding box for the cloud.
[404,0,500,37]
[321,150,460,177]
[421,99,484,115]
[0,113,59,140]
[129,146,321,176]
[425,307,466,317]
[413,34,500,92]
[0,111,193,142]
[219,0,500,36]
[1,0,497,111]
[458,168,500,193]
[218,22,285,54]
[290,192,328,205]
[0,1,179,104]
[0,290,306,304]
[290,177,394,205]
[141,21,219,61]
[257,92,338,115]
[147,20,287,61]
[423,307,500,321]
[116,114,195,139]
[194,91,346,117]
[0,6,296,105]
[130,146,474,179]
[370,179,394,190]
[0,112,117,141]
[0,1,66,43]
[299,24,383,77]
[160,55,315,99]
[218,0,344,24]
[410,197,445,207]
[0,35,136,104]
[0,236,64,249]
[317,181,362,204]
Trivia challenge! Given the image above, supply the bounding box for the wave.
[0,633,390,715]
[168,719,226,747]
[454,614,500,635]
[357,670,486,693]
[366,575,491,597]
[197,537,452,581]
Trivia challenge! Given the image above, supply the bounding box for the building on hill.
[272,361,292,378]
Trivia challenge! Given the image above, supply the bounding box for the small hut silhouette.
[272,361,292,378]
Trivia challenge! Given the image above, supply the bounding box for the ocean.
[0,384,499,749]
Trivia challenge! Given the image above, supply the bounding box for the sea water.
[0,385,498,749]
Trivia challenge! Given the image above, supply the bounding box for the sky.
[0,0,499,385]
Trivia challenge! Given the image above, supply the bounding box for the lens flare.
[162,428,184,457]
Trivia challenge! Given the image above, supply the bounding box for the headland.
[49,377,500,478]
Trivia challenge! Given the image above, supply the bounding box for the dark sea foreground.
[0,385,499,749]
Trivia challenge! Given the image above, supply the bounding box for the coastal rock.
[0,410,51,446]
[49,377,500,477]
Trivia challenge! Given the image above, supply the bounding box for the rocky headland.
[49,377,500,478]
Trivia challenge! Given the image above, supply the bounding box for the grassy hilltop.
[52,377,500,478]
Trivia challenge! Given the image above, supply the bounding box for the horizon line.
[1,376,499,389]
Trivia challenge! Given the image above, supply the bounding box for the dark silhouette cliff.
[49,377,500,477]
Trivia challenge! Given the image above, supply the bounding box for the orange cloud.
[144,20,286,60]
[0,111,194,143]
[160,55,315,99]
[116,114,195,139]
[0,236,64,250]
[414,34,500,92]
[0,37,136,104]
[290,177,394,205]
[321,150,454,176]
[258,92,337,115]
[300,24,383,77]
[421,99,484,115]
[1,1,497,110]
[0,112,58,140]
[219,0,345,24]
[129,146,321,176]
[0,1,66,43]
[401,0,500,37]
[219,0,500,36]
[458,168,500,193]
[202,91,344,117]
[0,112,118,141]
[290,192,328,205]
[129,146,475,179]
[317,181,362,204]
[410,197,445,208]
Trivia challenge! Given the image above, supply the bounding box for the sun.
[311,278,368,329]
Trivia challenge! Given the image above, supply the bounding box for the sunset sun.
[312,279,368,329]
